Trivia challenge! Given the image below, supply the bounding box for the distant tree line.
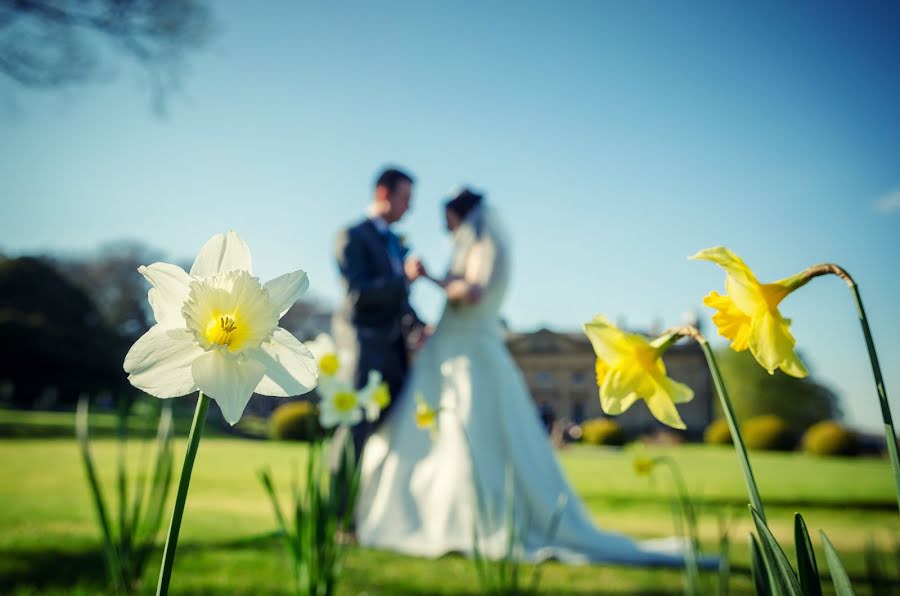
[0,242,331,409]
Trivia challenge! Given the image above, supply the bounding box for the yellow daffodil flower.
[123,231,318,425]
[415,393,438,432]
[583,315,693,430]
[633,455,655,477]
[690,246,809,378]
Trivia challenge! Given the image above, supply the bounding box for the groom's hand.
[404,257,426,282]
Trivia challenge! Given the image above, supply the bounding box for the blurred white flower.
[318,370,380,428]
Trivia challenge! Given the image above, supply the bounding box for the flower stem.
[700,339,767,523]
[155,392,209,596]
[805,264,900,515]
[849,284,900,514]
[669,325,767,523]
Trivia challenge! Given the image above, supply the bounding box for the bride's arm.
[445,238,495,304]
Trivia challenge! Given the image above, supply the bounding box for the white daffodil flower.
[318,370,381,428]
[123,231,318,425]
[305,333,339,373]
[357,370,391,422]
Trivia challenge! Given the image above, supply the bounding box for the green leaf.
[751,507,802,596]
[863,536,882,595]
[76,396,124,592]
[793,513,822,596]
[749,534,772,596]
[716,514,730,596]
[820,530,857,596]
[530,493,568,593]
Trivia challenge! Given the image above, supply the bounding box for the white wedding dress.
[356,206,687,565]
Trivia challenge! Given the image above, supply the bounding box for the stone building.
[505,328,714,440]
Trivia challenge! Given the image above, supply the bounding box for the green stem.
[656,457,701,596]
[155,393,209,596]
[848,283,900,514]
[806,264,900,515]
[697,340,767,524]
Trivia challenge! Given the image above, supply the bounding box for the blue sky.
[1,1,898,431]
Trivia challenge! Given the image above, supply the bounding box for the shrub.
[580,418,626,446]
[704,418,733,445]
[802,421,859,457]
[741,415,795,451]
[269,400,326,442]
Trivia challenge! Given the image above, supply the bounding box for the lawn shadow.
[0,546,111,594]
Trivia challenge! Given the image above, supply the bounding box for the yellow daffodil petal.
[749,308,808,378]
[645,392,687,430]
[601,365,653,402]
[690,246,759,286]
[704,291,753,351]
[583,317,632,364]
[655,374,694,404]
[600,391,640,415]
[691,246,762,314]
[594,358,609,387]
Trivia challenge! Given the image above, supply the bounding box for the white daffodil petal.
[320,408,345,429]
[254,328,318,397]
[191,350,266,425]
[190,230,253,277]
[139,263,192,328]
[264,270,309,317]
[305,333,337,361]
[124,325,202,398]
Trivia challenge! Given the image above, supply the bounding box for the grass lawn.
[0,435,898,595]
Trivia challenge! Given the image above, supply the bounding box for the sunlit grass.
[1,438,897,595]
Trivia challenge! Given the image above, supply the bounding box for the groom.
[332,166,427,472]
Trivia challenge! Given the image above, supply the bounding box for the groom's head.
[372,167,414,224]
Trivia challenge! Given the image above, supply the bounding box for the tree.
[0,0,210,109]
[0,255,128,406]
[714,348,841,433]
[53,240,167,342]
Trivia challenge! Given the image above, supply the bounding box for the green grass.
[1,437,898,595]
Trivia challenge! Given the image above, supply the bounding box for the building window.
[572,401,586,423]
[572,371,587,386]
[534,371,554,388]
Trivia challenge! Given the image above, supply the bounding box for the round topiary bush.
[269,400,326,442]
[704,418,733,445]
[741,415,795,451]
[580,418,626,446]
[802,421,859,457]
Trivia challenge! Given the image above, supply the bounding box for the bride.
[355,188,686,565]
